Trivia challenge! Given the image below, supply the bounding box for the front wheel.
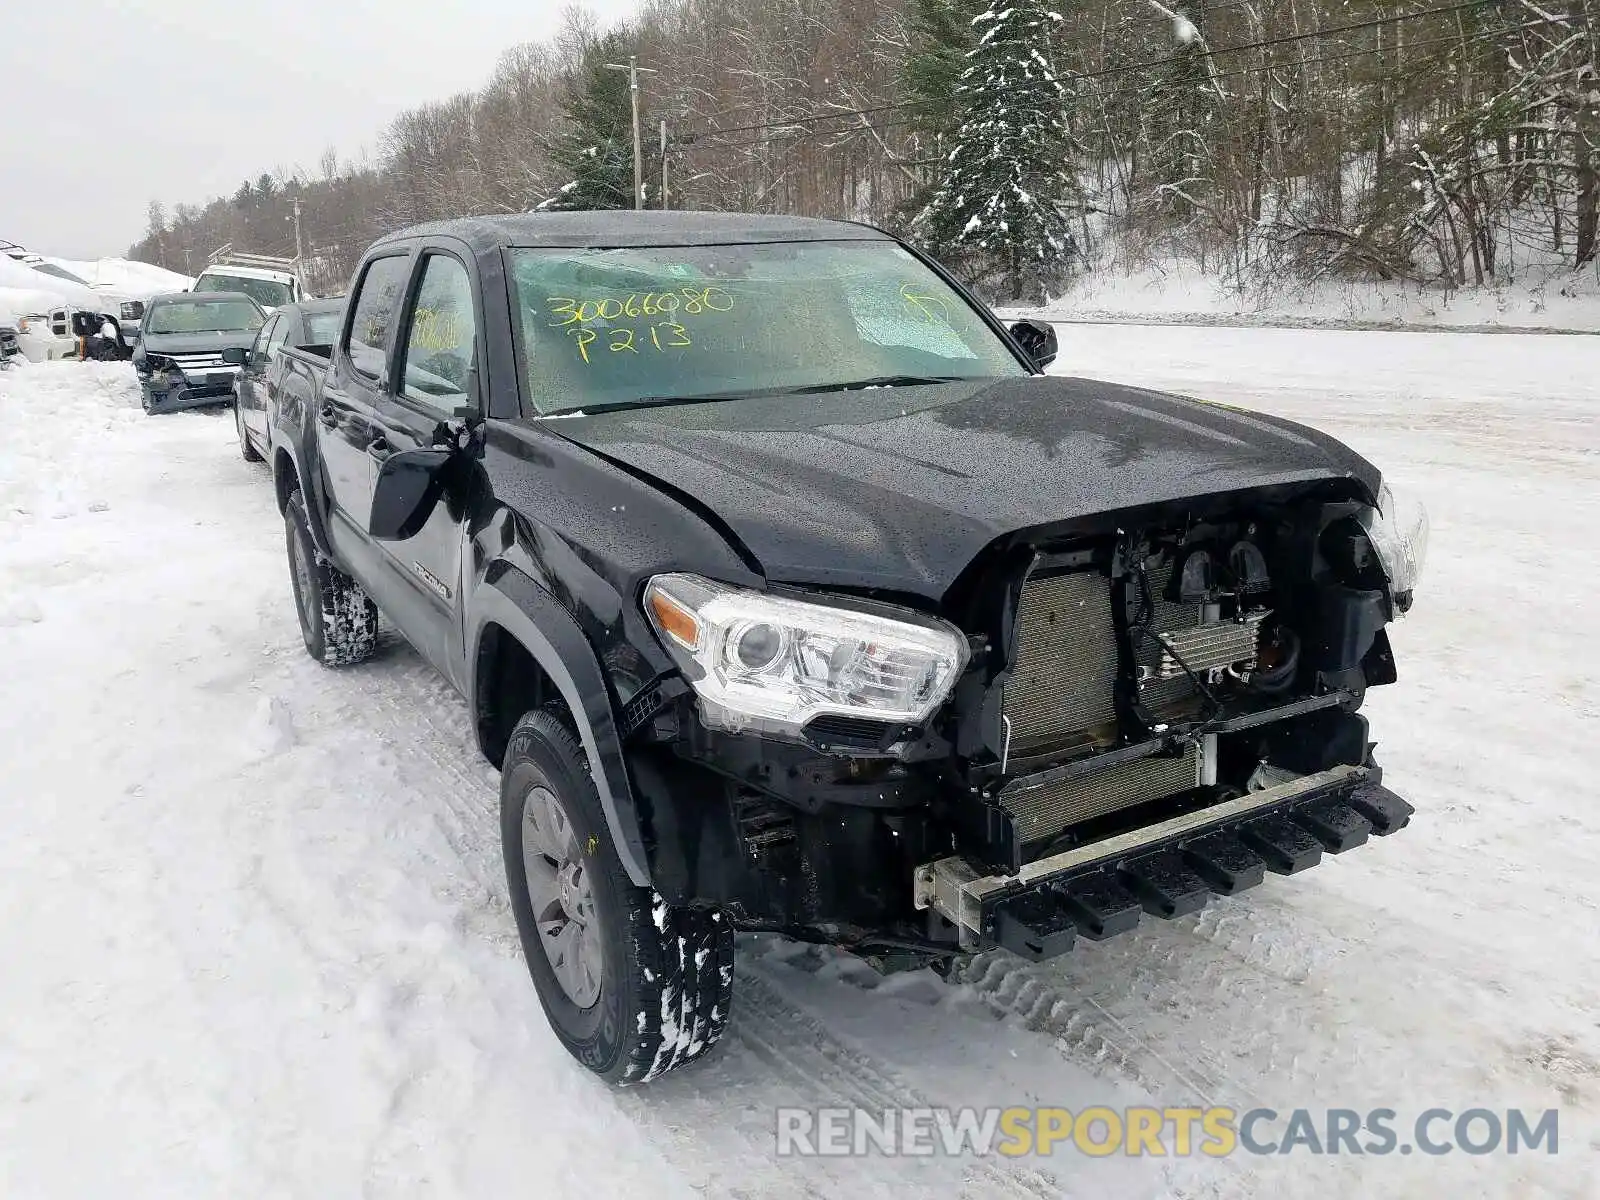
[501,709,733,1084]
[284,489,377,666]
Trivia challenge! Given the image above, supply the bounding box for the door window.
[250,315,279,362]
[344,254,412,382]
[264,314,292,359]
[397,254,477,410]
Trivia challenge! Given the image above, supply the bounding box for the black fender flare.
[272,434,337,560]
[470,567,652,888]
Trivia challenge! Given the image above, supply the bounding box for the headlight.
[644,573,969,737]
[1360,482,1430,614]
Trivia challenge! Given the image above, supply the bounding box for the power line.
[685,9,1550,156]
[1074,0,1501,82]
[1196,16,1559,84]
[680,1,1501,146]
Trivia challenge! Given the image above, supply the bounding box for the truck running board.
[914,764,1412,958]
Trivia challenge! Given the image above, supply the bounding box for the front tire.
[284,489,377,666]
[501,709,733,1084]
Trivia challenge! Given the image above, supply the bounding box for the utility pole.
[290,196,305,266]
[660,119,670,210]
[604,56,657,210]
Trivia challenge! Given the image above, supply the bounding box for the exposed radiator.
[998,745,1202,845]
[1001,571,1119,754]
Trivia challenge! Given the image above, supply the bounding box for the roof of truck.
[380,211,892,252]
[196,263,297,282]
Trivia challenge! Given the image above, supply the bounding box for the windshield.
[304,309,342,345]
[196,273,293,310]
[147,299,265,335]
[509,240,1027,415]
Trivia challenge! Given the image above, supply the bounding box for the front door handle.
[318,401,338,429]
[367,436,393,464]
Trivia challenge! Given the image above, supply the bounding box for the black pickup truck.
[267,212,1426,1084]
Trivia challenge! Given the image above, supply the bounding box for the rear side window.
[344,255,412,381]
[305,309,341,346]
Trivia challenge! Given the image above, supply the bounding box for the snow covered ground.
[1,329,1597,1198]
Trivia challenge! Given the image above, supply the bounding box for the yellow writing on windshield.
[567,321,693,364]
[900,282,952,323]
[546,287,734,329]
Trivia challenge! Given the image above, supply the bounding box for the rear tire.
[236,396,263,462]
[284,489,377,667]
[501,709,733,1084]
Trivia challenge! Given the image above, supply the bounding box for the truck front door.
[368,246,482,685]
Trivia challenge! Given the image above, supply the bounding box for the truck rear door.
[318,251,414,565]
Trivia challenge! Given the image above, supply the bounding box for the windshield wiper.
[786,374,973,394]
[548,375,976,418]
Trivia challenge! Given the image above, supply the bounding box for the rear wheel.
[236,394,262,462]
[284,489,377,666]
[501,709,733,1084]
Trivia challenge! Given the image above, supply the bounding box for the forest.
[129,0,1599,302]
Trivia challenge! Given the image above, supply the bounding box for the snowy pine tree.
[539,32,643,212]
[916,1,1080,301]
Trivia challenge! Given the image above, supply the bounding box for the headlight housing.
[1360,482,1430,614]
[643,573,970,738]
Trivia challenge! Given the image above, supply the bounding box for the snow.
[41,255,192,297]
[1001,260,1600,332]
[0,256,102,324]
[0,255,192,327]
[2,338,1598,1197]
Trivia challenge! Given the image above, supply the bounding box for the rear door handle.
[318,401,338,429]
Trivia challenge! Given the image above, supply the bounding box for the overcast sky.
[2,0,643,260]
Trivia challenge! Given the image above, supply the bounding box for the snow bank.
[42,255,192,296]
[0,257,103,325]
[1004,260,1600,332]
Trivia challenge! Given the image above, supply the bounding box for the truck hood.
[552,375,1381,597]
[139,330,260,355]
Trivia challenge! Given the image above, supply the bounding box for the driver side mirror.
[370,447,453,541]
[221,346,248,366]
[1009,320,1059,372]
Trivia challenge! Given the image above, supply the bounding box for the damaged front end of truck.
[622,471,1427,970]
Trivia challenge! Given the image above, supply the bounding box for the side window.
[251,315,279,360]
[343,255,412,382]
[397,254,478,409]
[265,315,292,357]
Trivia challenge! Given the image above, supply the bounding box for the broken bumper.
[913,763,1412,959]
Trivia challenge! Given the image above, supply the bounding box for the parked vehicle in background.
[227,298,343,462]
[119,299,146,346]
[13,309,79,362]
[0,324,21,367]
[133,292,265,413]
[193,250,306,312]
[267,212,1425,1085]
